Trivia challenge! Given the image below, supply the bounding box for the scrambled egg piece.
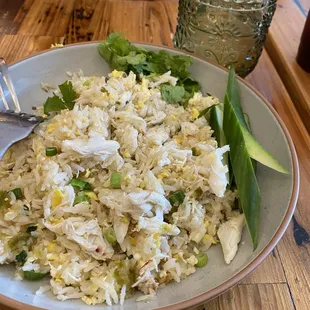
[111,70,124,78]
[157,172,169,180]
[84,191,98,201]
[51,189,64,210]
[50,217,64,225]
[47,123,58,133]
[123,150,131,158]
[190,107,199,120]
[47,241,57,253]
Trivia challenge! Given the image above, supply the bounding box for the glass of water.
[174,0,277,77]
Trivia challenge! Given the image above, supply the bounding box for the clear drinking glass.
[174,0,277,77]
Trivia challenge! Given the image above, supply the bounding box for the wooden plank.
[64,0,178,46]
[16,0,75,36]
[217,284,295,310]
[266,0,310,133]
[194,284,295,310]
[64,0,108,43]
[0,35,56,63]
[247,50,310,310]
[0,0,24,34]
[241,248,286,284]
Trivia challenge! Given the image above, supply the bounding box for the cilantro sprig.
[98,33,200,106]
[43,81,77,114]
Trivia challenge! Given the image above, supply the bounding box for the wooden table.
[0,0,309,309]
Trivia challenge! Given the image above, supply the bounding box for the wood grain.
[247,49,310,310]
[197,284,295,310]
[0,1,309,310]
[266,0,310,133]
[17,0,75,36]
[0,0,24,34]
[64,0,178,46]
[241,248,286,284]
[0,35,55,63]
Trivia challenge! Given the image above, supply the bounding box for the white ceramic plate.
[0,43,299,310]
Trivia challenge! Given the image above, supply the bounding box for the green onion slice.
[74,192,90,205]
[12,188,23,200]
[23,270,48,281]
[26,225,37,233]
[104,227,117,245]
[70,178,92,191]
[168,191,185,206]
[45,147,57,157]
[16,250,27,266]
[110,173,121,189]
[191,147,200,156]
[195,252,208,268]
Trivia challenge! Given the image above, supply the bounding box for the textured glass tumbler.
[174,0,277,77]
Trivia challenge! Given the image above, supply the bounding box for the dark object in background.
[297,11,310,73]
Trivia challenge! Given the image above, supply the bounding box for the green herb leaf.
[58,80,77,110]
[23,270,48,281]
[160,85,186,105]
[69,178,92,191]
[182,77,201,95]
[16,250,27,266]
[98,33,199,104]
[43,81,77,114]
[223,94,261,249]
[43,95,66,114]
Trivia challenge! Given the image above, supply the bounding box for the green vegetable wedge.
[226,66,249,130]
[223,95,261,249]
[209,105,231,185]
[242,128,289,174]
[198,104,217,118]
[226,66,288,174]
[23,270,48,281]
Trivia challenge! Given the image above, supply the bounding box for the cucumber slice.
[209,105,231,186]
[242,128,289,174]
[226,66,250,130]
[227,66,288,174]
[223,95,261,249]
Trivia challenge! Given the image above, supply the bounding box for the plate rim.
[1,41,300,310]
